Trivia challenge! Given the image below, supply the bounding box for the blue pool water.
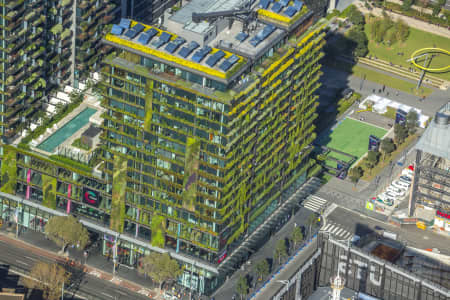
[37,107,97,153]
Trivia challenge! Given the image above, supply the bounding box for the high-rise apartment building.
[0,0,114,143]
[0,0,326,294]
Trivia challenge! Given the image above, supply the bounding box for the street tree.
[380,138,396,161]
[290,225,304,249]
[394,124,408,144]
[236,275,249,300]
[402,0,414,11]
[138,252,182,289]
[348,28,369,57]
[45,215,90,253]
[395,20,410,42]
[406,110,418,135]
[24,262,70,300]
[254,259,270,281]
[365,151,380,174]
[349,167,363,186]
[348,5,365,28]
[274,239,288,265]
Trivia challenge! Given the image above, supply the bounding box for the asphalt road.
[327,207,450,255]
[0,238,150,300]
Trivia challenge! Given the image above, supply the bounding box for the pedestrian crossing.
[321,222,353,240]
[302,195,328,213]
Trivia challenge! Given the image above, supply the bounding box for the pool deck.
[32,94,105,157]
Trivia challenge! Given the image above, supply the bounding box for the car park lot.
[372,167,413,214]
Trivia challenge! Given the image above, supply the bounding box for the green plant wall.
[0,149,17,194]
[182,137,200,212]
[144,80,153,132]
[42,174,56,209]
[110,155,127,233]
[150,214,166,248]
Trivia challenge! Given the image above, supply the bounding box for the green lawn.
[364,21,450,81]
[318,118,388,159]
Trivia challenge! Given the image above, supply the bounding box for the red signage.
[436,210,450,219]
[217,250,227,264]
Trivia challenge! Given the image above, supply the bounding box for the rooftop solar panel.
[132,23,145,34]
[205,50,225,67]
[191,46,212,63]
[228,54,239,65]
[119,18,131,29]
[279,0,289,7]
[249,36,261,47]
[111,24,124,35]
[235,32,249,42]
[259,0,270,9]
[164,37,185,54]
[219,54,240,71]
[165,38,185,54]
[124,29,139,39]
[137,32,151,45]
[179,41,200,58]
[159,32,172,43]
[271,2,282,13]
[293,0,303,10]
[147,28,158,39]
[219,61,232,72]
[284,6,298,17]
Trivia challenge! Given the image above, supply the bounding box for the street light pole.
[61,281,64,300]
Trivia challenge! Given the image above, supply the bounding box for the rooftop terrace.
[104,0,314,85]
[105,20,247,84]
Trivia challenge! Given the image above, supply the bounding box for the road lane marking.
[117,290,128,296]
[16,260,29,266]
[101,292,114,298]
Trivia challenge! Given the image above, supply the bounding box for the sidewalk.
[0,225,160,299]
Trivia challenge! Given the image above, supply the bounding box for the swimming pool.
[37,107,97,153]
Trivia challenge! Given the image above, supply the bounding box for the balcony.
[31,47,45,59]
[6,0,23,10]
[101,15,113,24]
[6,20,21,32]
[24,11,36,21]
[7,53,19,64]
[7,85,20,95]
[78,0,90,9]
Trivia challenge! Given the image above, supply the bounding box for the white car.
[393,180,410,189]
[402,169,414,177]
[379,192,397,202]
[386,186,405,197]
[378,194,395,206]
[399,175,412,184]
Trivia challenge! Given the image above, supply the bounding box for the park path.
[354,0,450,39]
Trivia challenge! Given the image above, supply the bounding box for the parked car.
[386,186,405,197]
[402,169,414,177]
[393,180,410,188]
[378,193,395,205]
[399,175,412,183]
[376,196,393,206]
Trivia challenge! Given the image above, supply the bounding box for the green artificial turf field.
[318,118,388,159]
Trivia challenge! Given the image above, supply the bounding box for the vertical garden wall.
[150,214,166,248]
[182,137,200,212]
[42,174,57,209]
[110,155,127,233]
[0,149,17,194]
[144,80,153,132]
